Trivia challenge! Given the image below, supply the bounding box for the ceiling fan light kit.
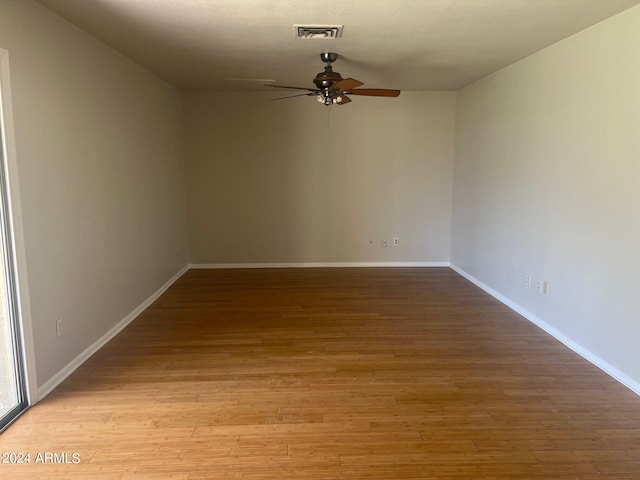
[268,52,401,107]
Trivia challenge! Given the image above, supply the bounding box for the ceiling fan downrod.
[313,52,343,90]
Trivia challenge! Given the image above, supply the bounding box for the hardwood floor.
[1,267,639,479]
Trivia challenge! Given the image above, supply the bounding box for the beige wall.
[183,91,456,264]
[0,1,189,388]
[452,6,640,389]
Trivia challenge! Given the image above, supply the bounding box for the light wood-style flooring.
[1,267,640,479]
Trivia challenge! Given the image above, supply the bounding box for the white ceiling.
[36,0,640,91]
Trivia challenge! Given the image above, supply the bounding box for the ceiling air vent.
[294,25,343,39]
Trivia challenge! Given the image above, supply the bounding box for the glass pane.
[0,64,27,430]
[0,255,19,419]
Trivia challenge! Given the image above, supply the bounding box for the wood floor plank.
[1,267,639,478]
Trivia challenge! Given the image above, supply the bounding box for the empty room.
[0,0,639,478]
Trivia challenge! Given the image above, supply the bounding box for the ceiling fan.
[267,52,401,106]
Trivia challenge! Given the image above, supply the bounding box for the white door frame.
[0,47,38,406]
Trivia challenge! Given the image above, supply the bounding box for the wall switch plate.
[56,318,63,339]
[381,240,388,248]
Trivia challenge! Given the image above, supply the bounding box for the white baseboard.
[36,265,190,401]
[190,262,450,269]
[450,264,640,397]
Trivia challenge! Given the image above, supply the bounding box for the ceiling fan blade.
[333,78,364,91]
[270,92,316,101]
[347,88,401,97]
[266,84,317,92]
[336,95,351,105]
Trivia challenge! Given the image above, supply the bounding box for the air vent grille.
[294,25,343,39]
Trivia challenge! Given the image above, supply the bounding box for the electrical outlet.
[537,280,549,295]
[525,274,532,287]
[393,237,399,246]
[56,318,63,339]
[381,240,388,248]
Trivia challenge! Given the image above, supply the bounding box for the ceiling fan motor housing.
[314,52,342,89]
[313,65,343,89]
